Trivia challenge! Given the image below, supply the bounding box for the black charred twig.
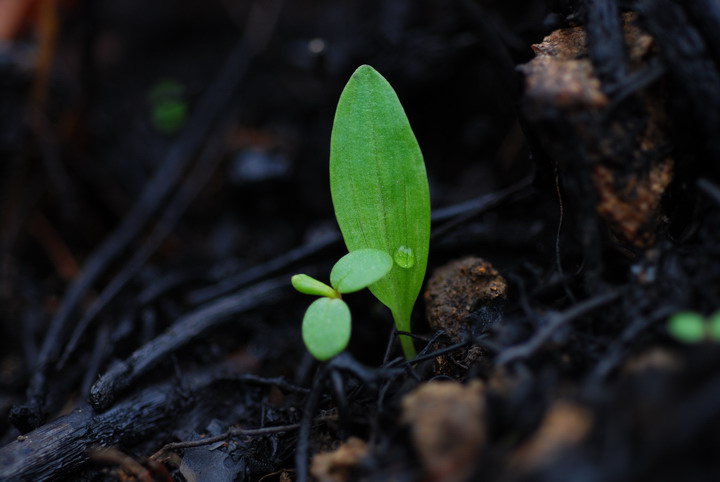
[59,134,227,368]
[80,321,112,397]
[431,176,532,221]
[415,330,449,357]
[295,364,327,482]
[606,58,665,111]
[698,178,720,207]
[407,341,471,365]
[584,0,628,89]
[682,0,720,68]
[221,374,310,395]
[188,232,341,305]
[332,352,405,384]
[588,306,675,383]
[0,369,307,480]
[376,339,469,416]
[1,372,214,480]
[639,0,720,165]
[89,278,288,411]
[382,324,398,365]
[136,270,200,306]
[151,423,304,461]
[496,290,621,365]
[430,176,533,241]
[383,333,471,370]
[330,370,350,432]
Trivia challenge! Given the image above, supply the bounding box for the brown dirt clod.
[401,380,486,482]
[309,437,368,482]
[424,257,508,343]
[511,400,593,472]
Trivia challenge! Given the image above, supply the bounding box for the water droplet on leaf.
[394,245,415,269]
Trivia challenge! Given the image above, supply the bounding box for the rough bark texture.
[1,379,190,480]
[520,12,674,251]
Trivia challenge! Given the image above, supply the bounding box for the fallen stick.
[0,370,309,480]
[2,378,196,480]
[89,277,288,411]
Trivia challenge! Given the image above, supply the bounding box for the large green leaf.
[330,65,430,359]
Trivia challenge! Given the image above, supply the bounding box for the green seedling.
[292,249,393,360]
[667,311,720,343]
[330,65,431,359]
[148,79,188,135]
[292,65,430,361]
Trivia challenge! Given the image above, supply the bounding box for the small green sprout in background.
[667,311,720,343]
[330,65,431,360]
[148,79,188,135]
[292,249,393,360]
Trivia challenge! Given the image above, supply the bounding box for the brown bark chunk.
[519,13,674,248]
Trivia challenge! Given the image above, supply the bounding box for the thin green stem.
[392,310,416,359]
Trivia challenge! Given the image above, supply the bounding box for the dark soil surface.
[2,0,720,480]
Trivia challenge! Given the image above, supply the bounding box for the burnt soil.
[2,0,720,481]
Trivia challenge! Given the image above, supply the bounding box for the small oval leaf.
[302,297,351,360]
[330,249,393,294]
[667,312,706,343]
[291,274,338,298]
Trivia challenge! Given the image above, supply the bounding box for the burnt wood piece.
[1,372,306,480]
[89,278,287,412]
[519,12,674,259]
[639,0,720,170]
[1,378,197,480]
[585,0,628,88]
